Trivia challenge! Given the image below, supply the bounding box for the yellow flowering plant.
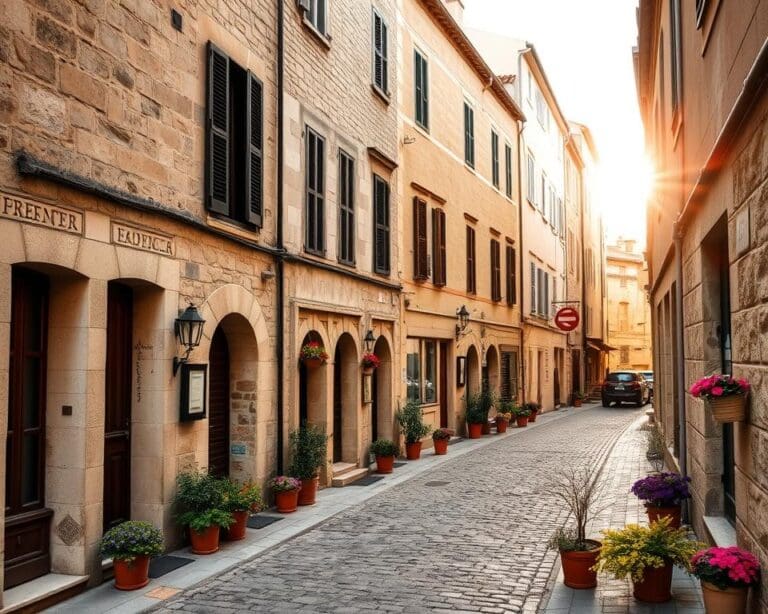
[593,518,703,582]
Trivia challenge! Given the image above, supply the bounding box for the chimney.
[443,0,464,24]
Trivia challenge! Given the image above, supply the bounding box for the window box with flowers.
[100,521,164,590]
[692,546,760,614]
[361,352,380,375]
[300,341,329,369]
[269,476,302,513]
[690,375,750,423]
[631,472,691,529]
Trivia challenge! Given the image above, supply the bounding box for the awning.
[587,338,617,352]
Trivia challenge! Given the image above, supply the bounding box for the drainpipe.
[579,166,587,395]
[275,0,285,474]
[516,118,526,405]
[673,221,687,521]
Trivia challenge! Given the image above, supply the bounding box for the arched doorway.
[371,336,392,442]
[332,334,358,463]
[299,331,327,427]
[208,327,230,477]
[485,345,500,394]
[466,345,480,395]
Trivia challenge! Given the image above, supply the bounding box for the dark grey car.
[601,371,651,407]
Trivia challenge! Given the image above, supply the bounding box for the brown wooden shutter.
[206,43,229,215]
[432,208,446,286]
[506,245,516,305]
[491,240,501,301]
[245,72,263,227]
[466,225,476,293]
[413,197,428,280]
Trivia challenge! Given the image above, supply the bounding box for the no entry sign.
[554,307,580,331]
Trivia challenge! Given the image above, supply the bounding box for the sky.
[464,0,650,247]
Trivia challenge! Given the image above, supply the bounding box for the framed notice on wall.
[456,356,467,387]
[180,363,207,421]
[362,373,373,404]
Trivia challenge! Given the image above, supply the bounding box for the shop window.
[406,338,438,404]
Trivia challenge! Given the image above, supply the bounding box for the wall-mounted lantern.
[173,304,206,376]
[364,330,376,352]
[455,305,470,340]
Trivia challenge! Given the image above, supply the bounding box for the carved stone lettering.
[0,192,83,235]
[112,221,174,256]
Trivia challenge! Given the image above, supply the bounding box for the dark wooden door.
[208,328,230,477]
[4,268,52,589]
[439,342,448,427]
[371,369,379,442]
[103,282,133,531]
[333,345,342,462]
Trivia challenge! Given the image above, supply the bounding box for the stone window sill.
[703,515,737,547]
[302,16,331,49]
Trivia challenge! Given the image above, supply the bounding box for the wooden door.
[103,282,133,531]
[208,328,230,477]
[439,342,448,427]
[332,345,342,462]
[4,268,51,589]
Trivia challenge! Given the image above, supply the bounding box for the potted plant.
[361,352,380,375]
[523,401,541,422]
[396,400,431,460]
[432,427,454,455]
[691,546,760,614]
[594,518,702,603]
[547,467,604,589]
[511,405,532,427]
[690,374,750,423]
[479,386,496,434]
[288,423,329,506]
[269,476,302,513]
[631,472,691,529]
[645,423,666,473]
[464,392,486,439]
[495,401,514,433]
[221,479,262,541]
[174,471,234,554]
[300,341,329,369]
[573,391,584,407]
[370,439,399,473]
[100,520,163,590]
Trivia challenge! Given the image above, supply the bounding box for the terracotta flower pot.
[113,555,150,591]
[189,525,220,555]
[701,582,749,614]
[275,489,299,513]
[467,422,483,439]
[516,416,529,427]
[574,399,582,407]
[225,510,249,541]
[495,417,508,433]
[560,541,601,589]
[528,410,537,422]
[632,562,673,603]
[375,454,395,474]
[302,356,324,369]
[298,476,319,506]
[481,420,491,435]
[706,395,747,423]
[433,438,449,455]
[362,366,375,375]
[405,441,422,460]
[646,504,682,529]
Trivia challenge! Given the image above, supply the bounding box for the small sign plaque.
[230,443,247,455]
[180,364,207,421]
[1,192,83,235]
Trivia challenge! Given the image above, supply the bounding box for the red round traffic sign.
[554,307,580,331]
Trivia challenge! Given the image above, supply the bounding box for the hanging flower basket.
[361,352,380,375]
[690,375,749,423]
[300,341,329,368]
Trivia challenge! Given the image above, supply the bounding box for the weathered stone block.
[35,15,75,58]
[60,63,106,111]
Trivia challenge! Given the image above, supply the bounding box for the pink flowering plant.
[689,374,749,400]
[691,546,760,590]
[300,341,329,363]
[361,352,380,370]
[268,476,301,492]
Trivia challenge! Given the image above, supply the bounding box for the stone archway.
[299,330,328,428]
[371,336,392,443]
[466,345,480,395]
[485,345,500,395]
[332,333,359,464]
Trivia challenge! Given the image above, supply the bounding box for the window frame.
[304,126,326,256]
[337,149,355,266]
[371,8,389,98]
[506,245,516,306]
[305,0,328,37]
[491,129,500,189]
[490,238,501,302]
[432,207,446,287]
[372,174,391,275]
[414,48,429,131]
[406,338,439,405]
[463,101,475,168]
[504,143,513,199]
[466,225,476,294]
[526,153,536,204]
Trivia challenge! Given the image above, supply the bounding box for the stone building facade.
[606,238,651,371]
[636,0,768,611]
[398,0,523,435]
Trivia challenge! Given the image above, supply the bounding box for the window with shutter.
[372,10,388,95]
[373,175,390,275]
[506,246,516,305]
[414,50,428,129]
[413,197,428,280]
[305,127,325,254]
[491,130,499,188]
[206,43,229,215]
[526,154,535,203]
[464,102,475,168]
[432,208,446,286]
[466,226,476,294]
[304,0,327,35]
[338,150,355,265]
[490,239,501,301]
[245,73,263,227]
[505,143,513,198]
[543,271,550,318]
[530,262,537,314]
[500,351,518,402]
[537,267,545,315]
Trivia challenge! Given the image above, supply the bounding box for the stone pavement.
[143,405,641,614]
[541,416,704,614]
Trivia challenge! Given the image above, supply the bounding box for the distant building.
[605,238,651,371]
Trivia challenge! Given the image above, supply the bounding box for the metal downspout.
[276,0,285,474]
[673,222,687,521]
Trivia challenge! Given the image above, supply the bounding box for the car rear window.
[607,373,635,383]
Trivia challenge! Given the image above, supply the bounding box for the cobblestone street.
[155,406,641,614]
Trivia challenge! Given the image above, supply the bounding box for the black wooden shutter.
[500,352,511,401]
[207,43,229,215]
[245,72,263,227]
[506,246,516,305]
[466,225,476,294]
[374,175,390,274]
[413,197,428,279]
[432,208,446,286]
[381,21,388,92]
[373,12,388,92]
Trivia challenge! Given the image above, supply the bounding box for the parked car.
[602,371,651,407]
[639,371,654,399]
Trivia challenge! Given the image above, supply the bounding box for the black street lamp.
[364,330,376,352]
[173,303,206,375]
[455,305,470,340]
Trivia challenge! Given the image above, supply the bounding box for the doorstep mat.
[247,515,284,530]
[148,555,194,578]
[347,475,384,487]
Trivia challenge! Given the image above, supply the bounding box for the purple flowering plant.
[269,475,301,492]
[631,472,691,507]
[99,520,163,564]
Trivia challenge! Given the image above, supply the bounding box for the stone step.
[331,461,358,477]
[331,467,369,487]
